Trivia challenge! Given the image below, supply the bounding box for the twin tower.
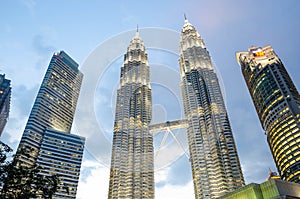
[108,19,245,198]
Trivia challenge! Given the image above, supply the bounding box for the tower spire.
[135,24,139,37]
[179,16,245,197]
[108,24,153,198]
[184,13,189,23]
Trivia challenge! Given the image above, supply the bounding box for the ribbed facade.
[0,74,11,136]
[37,129,85,198]
[16,51,85,198]
[108,31,154,198]
[237,46,300,183]
[179,19,244,198]
[220,179,300,199]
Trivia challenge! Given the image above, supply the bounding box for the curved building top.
[180,18,206,53]
[236,45,280,71]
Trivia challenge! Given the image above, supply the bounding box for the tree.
[0,141,60,198]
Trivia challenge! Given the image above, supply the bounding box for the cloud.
[32,34,56,69]
[155,167,169,185]
[154,154,192,191]
[1,117,27,149]
[31,27,60,73]
[156,180,194,199]
[32,34,56,55]
[13,84,39,117]
[166,155,192,185]
[77,160,110,199]
[1,84,40,149]
[76,159,194,199]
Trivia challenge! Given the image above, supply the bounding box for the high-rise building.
[0,74,11,136]
[16,51,85,198]
[236,45,300,183]
[108,30,154,198]
[36,128,85,198]
[179,18,244,198]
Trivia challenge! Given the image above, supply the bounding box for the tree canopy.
[0,141,61,199]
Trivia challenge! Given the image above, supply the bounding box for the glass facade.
[179,19,244,198]
[237,46,300,183]
[0,74,11,136]
[108,31,154,198]
[16,51,85,198]
[37,129,85,198]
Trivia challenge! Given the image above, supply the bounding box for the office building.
[179,18,244,198]
[108,30,154,198]
[0,74,11,136]
[16,51,85,198]
[37,128,85,198]
[236,46,300,183]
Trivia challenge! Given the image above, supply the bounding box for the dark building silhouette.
[0,74,11,136]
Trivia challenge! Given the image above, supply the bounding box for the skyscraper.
[108,30,154,198]
[236,46,300,183]
[36,128,85,198]
[0,74,11,136]
[16,51,85,198]
[179,18,244,198]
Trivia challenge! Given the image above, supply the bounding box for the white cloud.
[156,180,194,199]
[4,117,26,145]
[76,159,194,199]
[77,160,110,199]
[155,167,169,183]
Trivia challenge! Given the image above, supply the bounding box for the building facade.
[179,19,244,198]
[37,128,85,198]
[220,179,300,199]
[236,46,300,183]
[108,31,154,198]
[16,51,85,198]
[0,74,11,136]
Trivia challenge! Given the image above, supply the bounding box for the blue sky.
[1,0,300,198]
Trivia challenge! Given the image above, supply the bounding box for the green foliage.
[0,141,60,199]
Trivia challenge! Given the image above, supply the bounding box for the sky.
[1,0,300,198]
